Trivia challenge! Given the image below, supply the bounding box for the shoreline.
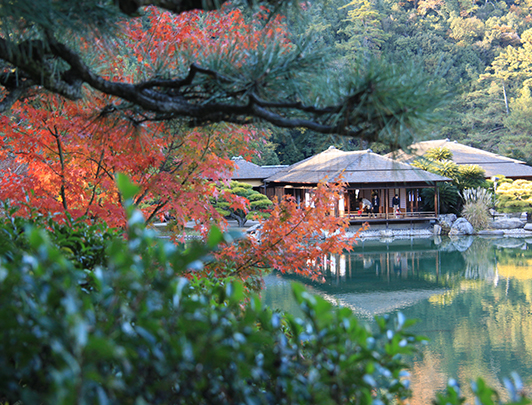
[348,226,532,241]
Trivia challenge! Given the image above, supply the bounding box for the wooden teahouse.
[263,147,450,225]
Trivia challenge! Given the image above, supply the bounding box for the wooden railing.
[342,210,437,220]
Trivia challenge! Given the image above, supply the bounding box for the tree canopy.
[0,0,445,148]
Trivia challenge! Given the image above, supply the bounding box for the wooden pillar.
[347,191,351,219]
[434,185,439,216]
[385,188,389,220]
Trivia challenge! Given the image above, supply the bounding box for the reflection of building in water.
[312,239,461,318]
[322,238,503,284]
[322,249,445,284]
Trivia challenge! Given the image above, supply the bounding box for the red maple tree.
[0,5,353,279]
[0,6,279,228]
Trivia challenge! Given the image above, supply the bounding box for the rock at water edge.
[449,218,474,235]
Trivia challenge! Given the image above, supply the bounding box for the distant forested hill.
[257,0,532,166]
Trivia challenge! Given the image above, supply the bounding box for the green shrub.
[0,218,420,405]
[0,175,529,405]
[496,178,532,214]
[0,205,120,271]
[0,176,422,405]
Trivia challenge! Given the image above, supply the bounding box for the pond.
[262,235,532,404]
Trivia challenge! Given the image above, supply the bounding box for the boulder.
[438,214,457,234]
[524,223,532,231]
[439,213,457,224]
[449,218,474,235]
[246,223,262,233]
[433,224,442,236]
[246,223,262,241]
[490,218,525,229]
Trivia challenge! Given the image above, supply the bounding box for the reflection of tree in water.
[264,237,532,401]
[461,238,498,281]
[408,348,448,405]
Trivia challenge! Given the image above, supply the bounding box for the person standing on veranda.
[392,194,400,217]
[371,192,380,218]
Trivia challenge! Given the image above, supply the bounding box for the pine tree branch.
[0,27,434,146]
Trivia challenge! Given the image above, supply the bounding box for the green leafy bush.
[0,175,529,405]
[0,176,422,405]
[0,205,120,271]
[496,178,532,214]
[211,180,273,227]
[0,217,420,405]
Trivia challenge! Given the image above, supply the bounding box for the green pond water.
[262,235,532,403]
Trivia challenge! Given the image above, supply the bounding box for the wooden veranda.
[339,186,439,224]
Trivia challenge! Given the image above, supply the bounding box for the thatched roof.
[231,157,287,180]
[265,147,450,186]
[386,139,532,179]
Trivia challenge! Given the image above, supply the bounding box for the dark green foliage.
[432,375,531,405]
[0,205,120,271]
[422,182,460,214]
[0,175,530,404]
[212,180,273,227]
[268,127,361,165]
[0,198,423,404]
[412,147,487,214]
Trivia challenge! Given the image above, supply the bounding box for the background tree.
[412,147,486,214]
[212,180,273,227]
[337,0,388,62]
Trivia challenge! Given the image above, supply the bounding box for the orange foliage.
[0,5,281,228]
[0,5,353,280]
[0,91,258,228]
[206,181,355,286]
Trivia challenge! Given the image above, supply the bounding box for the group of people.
[360,192,401,218]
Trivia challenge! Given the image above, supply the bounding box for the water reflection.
[263,236,532,403]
